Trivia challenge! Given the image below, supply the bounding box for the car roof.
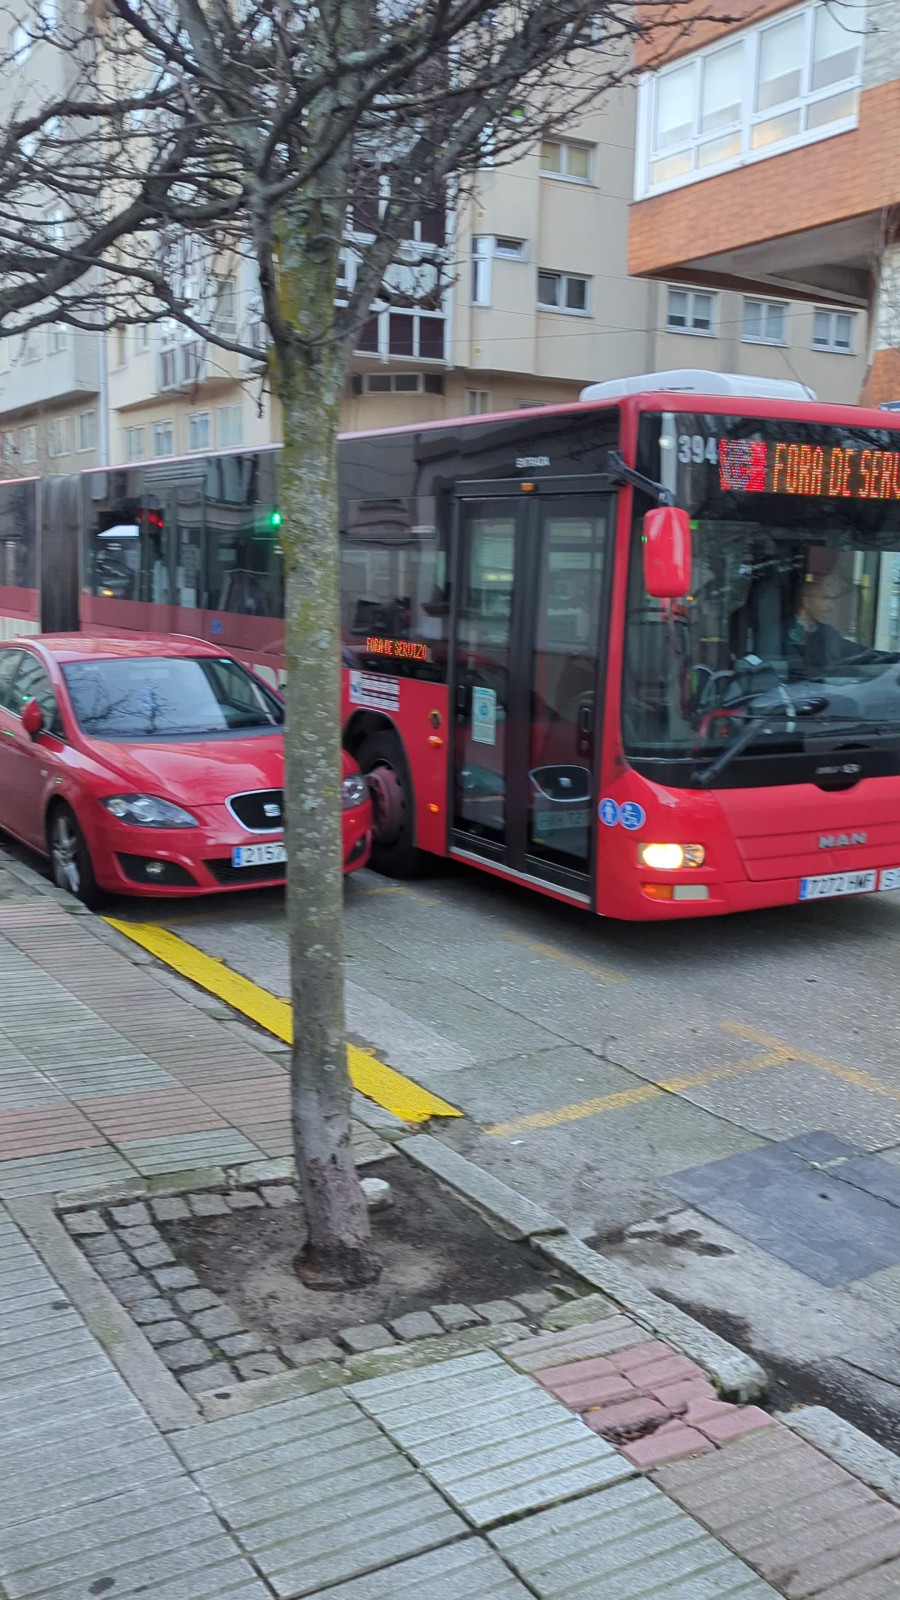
[11,633,224,664]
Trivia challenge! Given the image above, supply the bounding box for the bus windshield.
[624,414,900,785]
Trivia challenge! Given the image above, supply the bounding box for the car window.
[11,654,63,735]
[61,655,283,738]
[0,650,24,711]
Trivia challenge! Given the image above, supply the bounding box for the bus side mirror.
[643,506,692,598]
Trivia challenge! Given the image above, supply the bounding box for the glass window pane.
[566,144,591,180]
[743,300,762,339]
[650,150,693,184]
[765,303,785,341]
[806,87,858,129]
[388,314,414,356]
[751,108,802,147]
[538,272,560,306]
[394,373,418,391]
[757,14,805,110]
[813,308,831,345]
[366,374,391,392]
[540,140,561,172]
[565,277,587,311]
[812,3,859,89]
[834,313,853,349]
[693,293,713,330]
[355,315,379,354]
[667,288,688,327]
[655,62,695,148]
[697,131,742,167]
[418,316,444,359]
[701,44,742,132]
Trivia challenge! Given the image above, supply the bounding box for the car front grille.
[205,858,286,886]
[227,789,284,832]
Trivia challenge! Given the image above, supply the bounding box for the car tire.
[355,731,427,879]
[48,803,104,910]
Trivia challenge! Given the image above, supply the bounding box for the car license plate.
[232,843,287,867]
[799,870,877,900]
[879,867,900,892]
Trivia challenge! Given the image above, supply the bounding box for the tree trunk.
[279,357,379,1287]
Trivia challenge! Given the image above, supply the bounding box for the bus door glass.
[527,496,611,875]
[453,500,518,849]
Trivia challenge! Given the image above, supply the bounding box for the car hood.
[88,732,286,806]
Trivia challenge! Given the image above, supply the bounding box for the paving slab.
[654,1421,900,1598]
[172,1389,464,1597]
[489,1476,778,1598]
[350,1350,633,1526]
[304,1540,531,1598]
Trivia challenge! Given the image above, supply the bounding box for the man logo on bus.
[719,439,767,493]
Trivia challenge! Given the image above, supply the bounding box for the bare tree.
[0,0,694,1284]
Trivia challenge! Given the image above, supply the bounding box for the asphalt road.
[28,844,900,1443]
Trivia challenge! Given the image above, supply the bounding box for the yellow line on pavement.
[500,931,628,985]
[105,917,462,1125]
[486,1046,792,1138]
[721,1020,900,1105]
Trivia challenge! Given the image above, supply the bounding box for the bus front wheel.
[356,731,425,879]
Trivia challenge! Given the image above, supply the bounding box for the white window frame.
[20,426,37,464]
[46,323,67,355]
[742,296,788,345]
[19,329,41,363]
[812,306,856,352]
[216,404,243,447]
[666,286,716,335]
[467,389,492,414]
[46,416,70,457]
[152,421,174,457]
[122,426,144,460]
[77,410,97,452]
[134,323,151,353]
[635,0,864,199]
[356,372,444,395]
[536,270,591,316]
[471,236,526,308]
[187,411,211,452]
[540,138,594,183]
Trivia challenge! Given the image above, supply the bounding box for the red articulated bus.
[5,368,900,919]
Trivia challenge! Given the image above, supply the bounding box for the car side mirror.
[643,506,692,599]
[21,699,44,738]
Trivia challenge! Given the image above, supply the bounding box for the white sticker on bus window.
[471,686,497,745]
[349,671,400,713]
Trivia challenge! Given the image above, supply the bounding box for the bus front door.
[452,488,612,900]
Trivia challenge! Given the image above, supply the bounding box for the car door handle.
[1,729,13,739]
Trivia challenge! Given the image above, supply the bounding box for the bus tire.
[355,731,426,879]
[47,802,105,910]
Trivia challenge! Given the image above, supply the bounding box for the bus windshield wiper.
[690,696,828,788]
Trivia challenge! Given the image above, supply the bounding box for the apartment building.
[0,11,870,471]
[626,0,897,404]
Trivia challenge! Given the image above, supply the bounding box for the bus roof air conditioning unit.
[579,370,816,403]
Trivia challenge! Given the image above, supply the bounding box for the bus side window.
[0,482,37,590]
[204,454,283,619]
[340,498,447,676]
[86,474,144,601]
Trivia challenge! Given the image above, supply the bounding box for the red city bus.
[5,369,900,919]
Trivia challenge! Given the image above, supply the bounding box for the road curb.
[6,1195,199,1434]
[777,1405,900,1505]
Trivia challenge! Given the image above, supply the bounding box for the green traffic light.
[269,510,282,529]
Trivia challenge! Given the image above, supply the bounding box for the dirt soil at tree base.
[159,1159,577,1343]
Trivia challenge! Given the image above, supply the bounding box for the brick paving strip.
[0,857,898,1597]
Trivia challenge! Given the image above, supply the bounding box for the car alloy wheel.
[51,809,82,896]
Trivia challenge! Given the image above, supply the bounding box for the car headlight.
[101,794,199,828]
[638,843,705,870]
[341,773,369,811]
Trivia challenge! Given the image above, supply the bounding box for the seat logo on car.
[818,832,867,848]
[263,802,282,819]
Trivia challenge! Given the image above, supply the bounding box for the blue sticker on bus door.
[619,801,646,831]
[599,798,619,826]
[471,686,497,746]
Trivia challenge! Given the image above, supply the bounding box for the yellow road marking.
[105,918,461,1125]
[486,1046,792,1138]
[721,1020,900,1106]
[500,931,628,985]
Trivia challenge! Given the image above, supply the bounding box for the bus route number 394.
[678,435,719,465]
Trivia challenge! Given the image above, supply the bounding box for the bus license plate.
[879,867,900,892]
[799,870,877,900]
[232,843,287,867]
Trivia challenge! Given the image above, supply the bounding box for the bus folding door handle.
[456,683,469,715]
[578,704,593,734]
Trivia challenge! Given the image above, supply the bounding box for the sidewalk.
[1,852,900,1599]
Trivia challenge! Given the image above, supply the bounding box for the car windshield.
[624,413,900,786]
[61,656,283,739]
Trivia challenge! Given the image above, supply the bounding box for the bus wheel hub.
[367,764,404,845]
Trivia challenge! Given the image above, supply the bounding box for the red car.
[0,634,372,905]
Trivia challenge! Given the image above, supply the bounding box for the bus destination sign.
[718,439,900,500]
